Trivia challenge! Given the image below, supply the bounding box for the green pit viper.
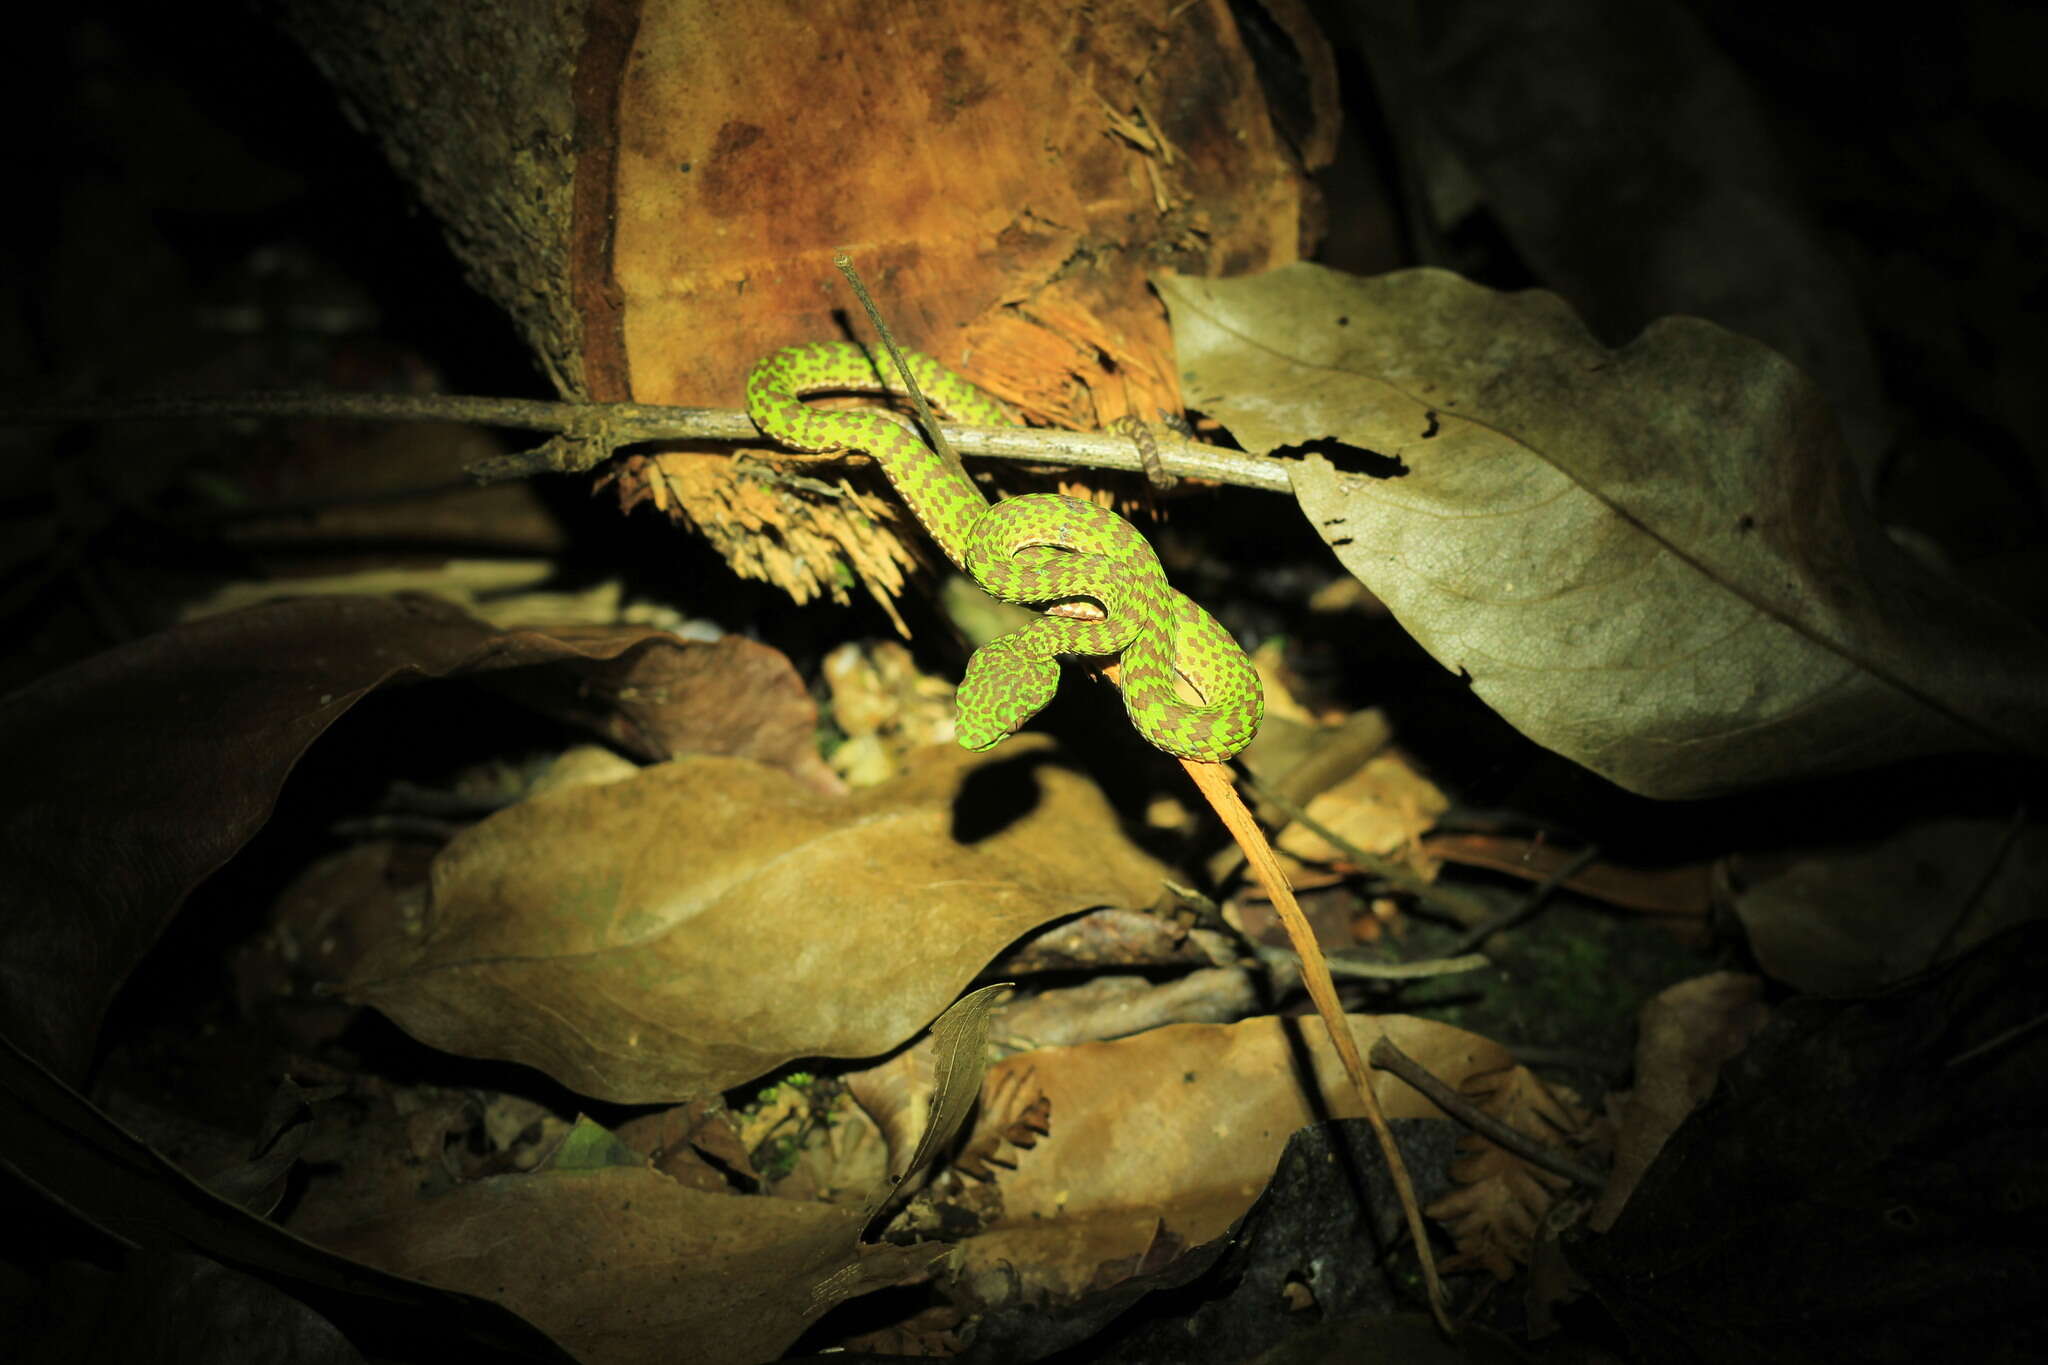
[746,341,1261,761]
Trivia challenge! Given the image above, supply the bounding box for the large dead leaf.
[1160,264,2048,798]
[0,595,831,1082]
[346,739,1169,1102]
[320,1164,947,1365]
[1724,814,2048,994]
[950,1014,1583,1301]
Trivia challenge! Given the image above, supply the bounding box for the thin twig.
[1257,947,1491,981]
[3,389,707,435]
[2,392,1293,491]
[1945,1009,2048,1070]
[833,252,969,486]
[1446,844,1601,956]
[1367,1036,1606,1190]
[1181,755,1453,1334]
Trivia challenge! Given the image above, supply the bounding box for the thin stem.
[1256,947,1490,981]
[1368,1037,1606,1190]
[1446,844,1602,957]
[3,389,702,435]
[2,392,1292,491]
[832,253,968,484]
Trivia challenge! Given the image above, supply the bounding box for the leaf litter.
[10,249,2046,1364]
[4,576,1643,1358]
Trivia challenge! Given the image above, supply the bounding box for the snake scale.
[746,341,1261,761]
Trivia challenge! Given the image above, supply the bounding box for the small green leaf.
[539,1115,645,1172]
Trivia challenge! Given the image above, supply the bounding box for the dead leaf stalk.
[1178,752,1455,1335]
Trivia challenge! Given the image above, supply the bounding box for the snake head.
[955,640,1062,752]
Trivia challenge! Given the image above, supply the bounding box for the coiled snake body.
[746,341,1261,761]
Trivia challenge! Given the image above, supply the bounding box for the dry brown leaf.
[347,738,1169,1102]
[947,1014,1525,1303]
[1723,815,2048,994]
[0,595,827,1082]
[615,1098,757,1194]
[1161,264,2048,797]
[1272,749,1448,878]
[902,986,1008,1181]
[1589,972,1767,1233]
[318,1166,948,1365]
[1425,1066,1591,1279]
[953,1064,1052,1183]
[485,624,841,793]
